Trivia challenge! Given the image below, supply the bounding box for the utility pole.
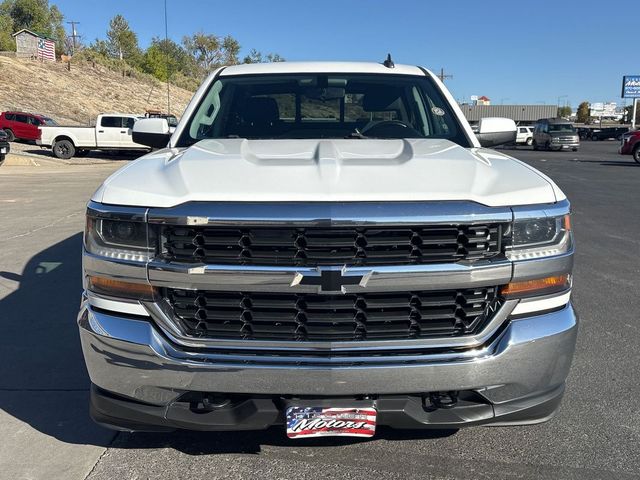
[66,21,80,54]
[164,0,171,115]
[437,68,453,83]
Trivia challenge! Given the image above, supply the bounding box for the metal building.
[458,105,558,124]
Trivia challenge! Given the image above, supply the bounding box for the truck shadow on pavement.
[0,233,457,454]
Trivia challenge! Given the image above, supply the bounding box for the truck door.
[97,116,124,147]
[120,117,140,148]
[13,114,29,139]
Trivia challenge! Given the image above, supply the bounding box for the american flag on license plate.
[286,406,377,438]
[37,38,55,61]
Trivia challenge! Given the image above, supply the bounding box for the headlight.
[506,214,572,261]
[85,217,155,262]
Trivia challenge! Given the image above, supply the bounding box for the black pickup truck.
[591,127,629,141]
[0,129,9,166]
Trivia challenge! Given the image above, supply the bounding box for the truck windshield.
[549,124,576,133]
[177,73,470,147]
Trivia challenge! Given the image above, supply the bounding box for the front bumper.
[79,302,578,430]
[551,142,580,150]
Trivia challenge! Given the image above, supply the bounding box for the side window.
[101,116,123,128]
[28,117,41,126]
[5,113,15,121]
[15,114,28,123]
[125,117,136,129]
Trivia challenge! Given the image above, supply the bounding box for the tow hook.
[427,391,459,409]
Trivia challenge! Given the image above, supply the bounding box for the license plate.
[0,148,6,154]
[286,406,377,439]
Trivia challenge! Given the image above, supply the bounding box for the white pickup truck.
[38,113,150,159]
[79,61,577,435]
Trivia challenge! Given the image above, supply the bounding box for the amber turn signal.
[87,276,156,300]
[500,274,570,298]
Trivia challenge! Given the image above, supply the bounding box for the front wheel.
[633,145,640,164]
[53,139,75,159]
[532,140,539,151]
[3,129,15,142]
[526,137,533,146]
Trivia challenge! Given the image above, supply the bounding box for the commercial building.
[458,104,558,125]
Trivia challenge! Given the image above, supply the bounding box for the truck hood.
[93,138,563,208]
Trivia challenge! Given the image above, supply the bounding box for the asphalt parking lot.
[0,140,639,480]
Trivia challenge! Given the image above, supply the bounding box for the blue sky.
[53,0,633,107]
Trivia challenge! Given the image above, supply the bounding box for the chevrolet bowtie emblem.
[292,268,368,293]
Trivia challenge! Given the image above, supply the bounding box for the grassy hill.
[0,55,195,125]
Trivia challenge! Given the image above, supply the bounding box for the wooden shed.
[12,29,56,61]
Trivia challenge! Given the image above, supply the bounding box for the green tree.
[182,32,241,75]
[0,0,65,53]
[0,13,13,50]
[557,105,572,118]
[242,48,285,64]
[576,101,590,123]
[142,37,192,81]
[106,14,139,62]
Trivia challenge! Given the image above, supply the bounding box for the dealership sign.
[622,76,640,98]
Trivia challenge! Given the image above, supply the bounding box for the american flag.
[37,38,55,61]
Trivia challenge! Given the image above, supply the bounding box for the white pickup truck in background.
[38,113,150,159]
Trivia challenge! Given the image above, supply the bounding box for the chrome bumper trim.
[78,303,578,404]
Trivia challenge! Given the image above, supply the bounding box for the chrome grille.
[165,287,500,342]
[161,224,503,266]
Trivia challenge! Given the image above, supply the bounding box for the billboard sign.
[622,76,640,98]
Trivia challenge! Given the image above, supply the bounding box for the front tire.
[526,137,533,146]
[3,129,15,142]
[532,140,539,151]
[53,139,75,159]
[633,145,640,164]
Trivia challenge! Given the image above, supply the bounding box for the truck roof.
[219,61,427,77]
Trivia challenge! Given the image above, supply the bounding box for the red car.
[0,111,58,141]
[619,130,640,163]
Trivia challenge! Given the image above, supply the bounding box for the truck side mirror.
[132,118,171,149]
[475,117,517,148]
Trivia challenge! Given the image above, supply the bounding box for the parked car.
[515,126,534,145]
[532,118,580,151]
[619,130,640,163]
[38,113,149,159]
[591,127,629,141]
[0,111,58,142]
[0,129,9,165]
[79,61,577,435]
